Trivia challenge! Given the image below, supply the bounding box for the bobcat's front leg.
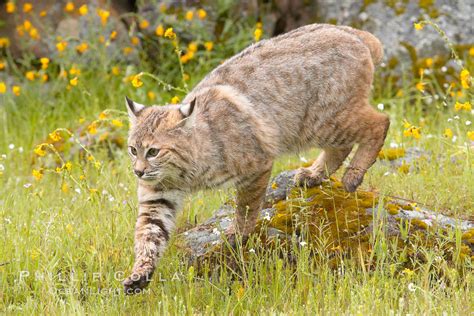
[123,192,179,294]
[230,166,272,240]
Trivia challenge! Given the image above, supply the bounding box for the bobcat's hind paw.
[342,167,365,192]
[294,167,324,188]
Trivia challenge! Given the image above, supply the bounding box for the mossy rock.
[178,168,474,269]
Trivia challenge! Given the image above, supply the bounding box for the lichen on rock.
[179,166,474,269]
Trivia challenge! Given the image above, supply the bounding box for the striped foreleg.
[123,199,176,294]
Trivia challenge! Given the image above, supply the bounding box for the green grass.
[1,19,473,316]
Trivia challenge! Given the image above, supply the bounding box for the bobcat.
[123,23,389,293]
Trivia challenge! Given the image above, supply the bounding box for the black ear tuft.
[125,96,134,110]
[179,97,196,118]
[125,96,145,120]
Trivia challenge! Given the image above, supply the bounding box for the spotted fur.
[122,23,389,293]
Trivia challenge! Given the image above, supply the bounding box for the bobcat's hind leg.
[295,147,353,188]
[342,107,390,192]
[226,165,272,244]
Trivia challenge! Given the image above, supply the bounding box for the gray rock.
[179,160,474,260]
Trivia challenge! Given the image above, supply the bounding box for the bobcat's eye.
[129,146,137,156]
[146,148,160,158]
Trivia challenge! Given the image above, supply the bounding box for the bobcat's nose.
[134,170,144,178]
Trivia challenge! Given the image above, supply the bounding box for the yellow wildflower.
[49,131,61,142]
[25,71,36,81]
[34,144,46,156]
[0,37,10,48]
[79,175,86,180]
[254,28,262,41]
[64,161,72,171]
[467,131,474,141]
[470,47,474,56]
[41,74,48,82]
[139,19,149,29]
[123,47,133,55]
[185,10,194,21]
[0,61,5,70]
[40,57,49,69]
[204,41,214,51]
[454,101,472,112]
[111,119,123,127]
[23,20,32,31]
[183,73,190,81]
[0,82,6,94]
[97,9,110,26]
[402,268,415,277]
[236,287,245,300]
[30,249,40,260]
[131,74,143,88]
[171,96,180,104]
[110,30,117,40]
[39,10,47,17]
[403,126,421,139]
[88,123,97,135]
[56,41,68,52]
[147,91,156,101]
[94,161,101,169]
[62,183,70,194]
[23,2,33,13]
[69,77,78,86]
[111,66,120,76]
[78,4,88,16]
[155,24,164,36]
[32,169,43,181]
[460,69,471,89]
[425,58,433,67]
[271,182,278,189]
[65,2,74,12]
[66,223,74,234]
[69,65,81,76]
[415,81,425,92]
[98,112,107,120]
[414,22,423,30]
[197,9,207,20]
[131,36,140,46]
[12,86,20,96]
[6,2,15,13]
[164,28,176,40]
[29,27,40,40]
[443,128,453,139]
[76,42,88,54]
[188,42,198,53]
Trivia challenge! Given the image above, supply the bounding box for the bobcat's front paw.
[123,270,153,295]
[294,167,324,188]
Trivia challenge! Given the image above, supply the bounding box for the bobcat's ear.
[125,96,145,121]
[179,98,196,118]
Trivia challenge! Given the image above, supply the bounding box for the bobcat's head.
[125,97,196,187]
